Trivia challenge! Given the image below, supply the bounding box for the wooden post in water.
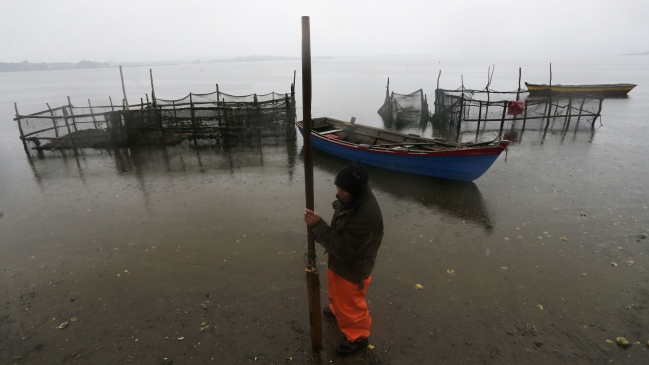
[222,97,229,136]
[546,63,552,128]
[109,96,115,112]
[189,93,198,144]
[475,101,482,141]
[216,84,221,122]
[455,97,463,143]
[61,108,76,148]
[88,99,98,129]
[150,69,157,108]
[522,100,528,132]
[499,100,507,138]
[46,103,60,137]
[576,97,586,124]
[516,67,522,101]
[120,65,129,110]
[172,101,178,128]
[14,103,29,152]
[565,97,573,129]
[301,15,323,352]
[67,96,78,131]
[592,98,604,127]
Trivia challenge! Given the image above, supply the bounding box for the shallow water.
[1,56,648,364]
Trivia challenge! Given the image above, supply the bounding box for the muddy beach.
[1,57,649,364]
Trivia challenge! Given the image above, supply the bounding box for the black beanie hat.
[335,163,369,198]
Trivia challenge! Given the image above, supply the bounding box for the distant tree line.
[0,60,113,72]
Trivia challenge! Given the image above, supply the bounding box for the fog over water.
[1,0,648,63]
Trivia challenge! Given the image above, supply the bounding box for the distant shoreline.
[0,56,334,73]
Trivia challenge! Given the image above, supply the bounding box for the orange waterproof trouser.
[327,269,372,341]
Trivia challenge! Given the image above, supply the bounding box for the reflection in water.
[309,148,494,232]
[24,139,297,203]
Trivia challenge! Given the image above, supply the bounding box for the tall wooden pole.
[301,15,323,352]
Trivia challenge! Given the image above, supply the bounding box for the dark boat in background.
[525,82,636,97]
[297,117,508,182]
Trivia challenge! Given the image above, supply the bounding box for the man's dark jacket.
[311,187,384,285]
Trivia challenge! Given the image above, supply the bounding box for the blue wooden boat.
[297,117,508,181]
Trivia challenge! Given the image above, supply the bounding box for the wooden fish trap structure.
[13,82,296,152]
[377,78,430,128]
[432,87,604,143]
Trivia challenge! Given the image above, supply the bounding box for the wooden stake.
[456,97,463,143]
[14,103,29,152]
[476,102,482,141]
[301,15,323,352]
[189,93,198,143]
[61,108,76,148]
[109,96,115,112]
[499,100,507,138]
[516,67,522,101]
[592,98,604,127]
[46,103,60,137]
[546,63,552,126]
[216,84,221,121]
[67,96,78,131]
[150,69,157,108]
[120,65,129,110]
[522,100,528,132]
[436,70,441,89]
[576,97,586,124]
[565,97,573,129]
[88,99,98,129]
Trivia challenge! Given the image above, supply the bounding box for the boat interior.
[306,117,495,152]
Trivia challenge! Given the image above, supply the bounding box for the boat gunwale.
[524,82,637,89]
[296,118,507,157]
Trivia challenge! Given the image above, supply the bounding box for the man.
[303,162,384,357]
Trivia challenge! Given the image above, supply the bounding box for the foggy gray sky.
[1,0,648,63]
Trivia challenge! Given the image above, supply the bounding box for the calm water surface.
[1,56,648,364]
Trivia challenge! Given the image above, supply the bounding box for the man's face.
[336,185,354,203]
